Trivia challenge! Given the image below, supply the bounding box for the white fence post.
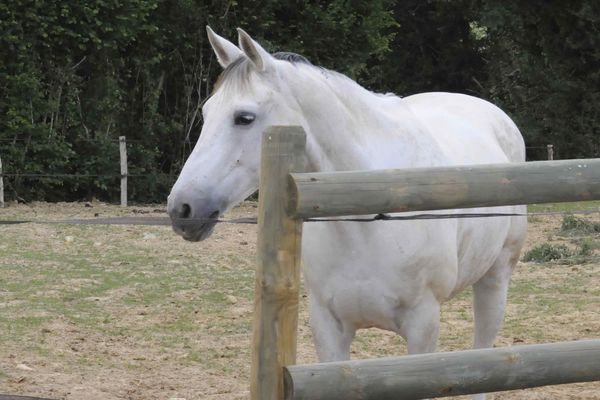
[119,136,128,207]
[547,144,554,160]
[0,155,4,208]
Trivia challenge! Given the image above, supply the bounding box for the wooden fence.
[251,125,600,400]
[285,340,600,400]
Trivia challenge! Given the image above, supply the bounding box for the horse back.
[402,92,525,165]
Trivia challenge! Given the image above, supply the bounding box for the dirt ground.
[0,202,599,399]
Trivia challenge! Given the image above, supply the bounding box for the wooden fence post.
[119,136,127,207]
[547,144,554,160]
[0,155,4,208]
[251,126,306,400]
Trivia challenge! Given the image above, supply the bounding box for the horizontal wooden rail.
[288,158,600,218]
[284,340,600,400]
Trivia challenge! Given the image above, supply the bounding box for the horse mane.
[211,50,396,104]
[212,51,312,93]
[272,52,312,64]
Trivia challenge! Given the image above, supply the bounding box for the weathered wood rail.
[288,158,600,218]
[250,125,600,400]
[284,340,600,400]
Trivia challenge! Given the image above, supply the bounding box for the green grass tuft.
[522,243,573,262]
[523,239,599,264]
[561,215,600,236]
[577,237,597,256]
[528,200,600,213]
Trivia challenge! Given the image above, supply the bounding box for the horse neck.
[283,65,430,172]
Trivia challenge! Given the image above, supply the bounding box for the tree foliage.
[478,0,600,159]
[367,0,486,96]
[0,1,598,202]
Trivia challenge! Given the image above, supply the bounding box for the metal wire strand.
[1,209,599,226]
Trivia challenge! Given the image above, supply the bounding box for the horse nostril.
[180,203,192,219]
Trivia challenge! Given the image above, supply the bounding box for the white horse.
[168,27,527,399]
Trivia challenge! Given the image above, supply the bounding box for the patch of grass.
[523,237,599,264]
[0,315,51,339]
[561,215,600,236]
[185,349,204,363]
[576,237,599,256]
[529,200,600,213]
[203,290,226,303]
[508,279,545,298]
[505,318,548,341]
[522,243,573,262]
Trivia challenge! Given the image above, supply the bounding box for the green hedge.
[1,1,598,202]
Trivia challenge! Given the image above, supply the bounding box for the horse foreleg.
[399,297,441,355]
[309,296,355,362]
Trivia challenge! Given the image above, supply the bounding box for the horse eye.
[234,112,256,126]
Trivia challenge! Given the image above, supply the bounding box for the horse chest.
[301,221,460,308]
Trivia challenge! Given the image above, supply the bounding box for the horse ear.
[237,28,274,72]
[206,26,243,69]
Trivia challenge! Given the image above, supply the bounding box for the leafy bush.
[561,215,600,235]
[522,243,573,263]
[0,0,399,202]
[523,238,599,263]
[2,1,599,202]
[479,1,600,160]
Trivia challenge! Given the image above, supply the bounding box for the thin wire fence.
[0,138,192,144]
[0,136,183,207]
[0,142,555,208]
[1,208,600,227]
[0,173,160,178]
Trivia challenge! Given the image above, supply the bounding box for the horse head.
[167,27,302,241]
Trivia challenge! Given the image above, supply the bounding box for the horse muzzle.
[167,199,220,242]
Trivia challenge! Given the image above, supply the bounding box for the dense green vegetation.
[1,1,598,202]
[522,215,600,264]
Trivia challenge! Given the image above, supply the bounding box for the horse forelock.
[212,57,252,94]
[212,52,312,94]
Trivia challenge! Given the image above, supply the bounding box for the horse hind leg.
[472,259,513,350]
[471,223,525,399]
[469,262,512,400]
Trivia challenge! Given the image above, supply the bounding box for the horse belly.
[452,211,515,294]
[302,221,460,330]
